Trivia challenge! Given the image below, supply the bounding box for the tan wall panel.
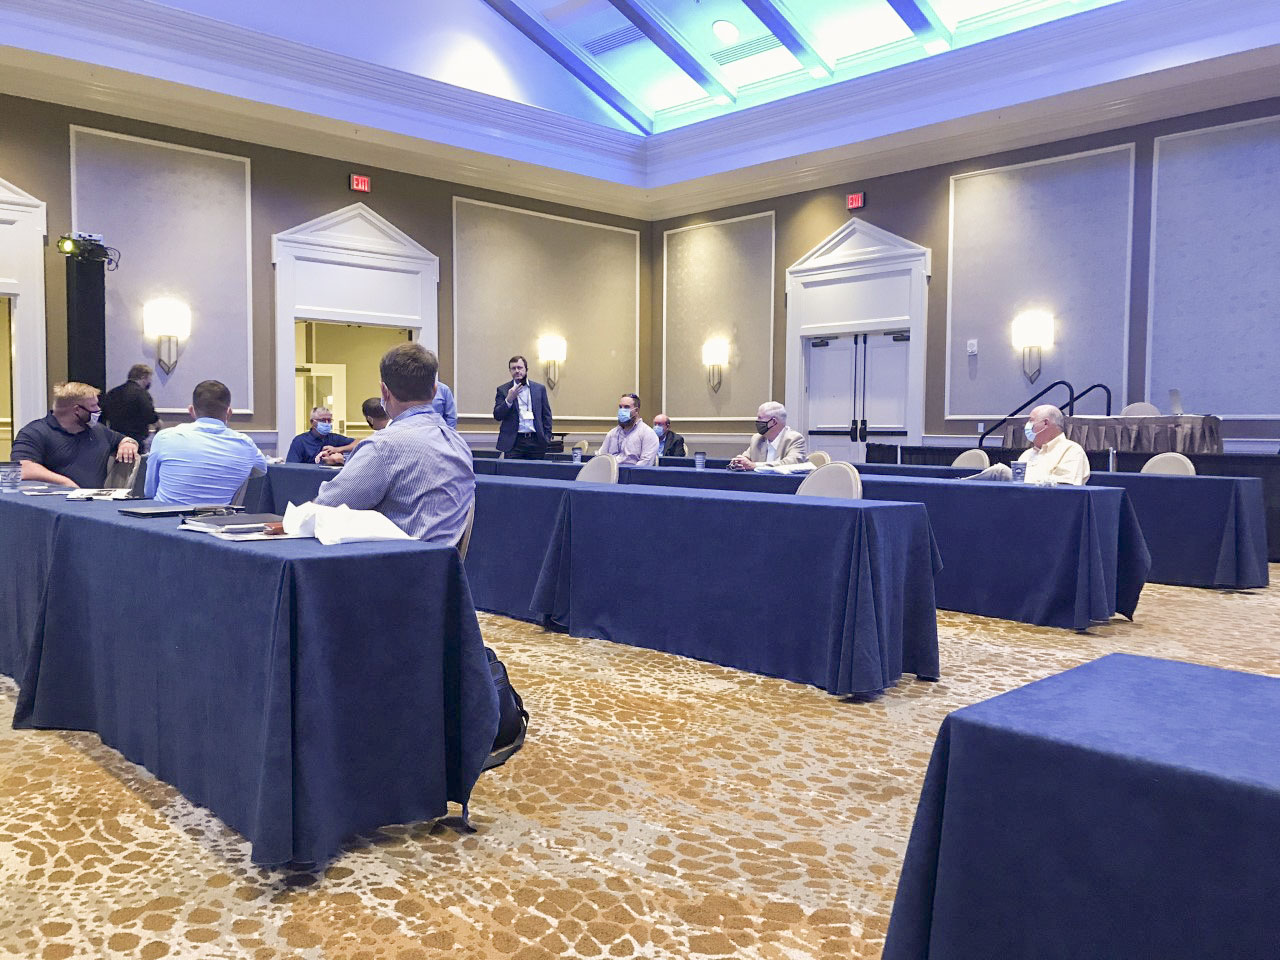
[453,199,639,421]
[309,321,412,426]
[663,213,773,420]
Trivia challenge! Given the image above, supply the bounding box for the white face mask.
[1024,421,1037,443]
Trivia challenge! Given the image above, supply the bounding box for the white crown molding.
[2,0,1280,221]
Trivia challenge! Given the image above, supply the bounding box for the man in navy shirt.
[286,406,354,463]
[12,381,139,487]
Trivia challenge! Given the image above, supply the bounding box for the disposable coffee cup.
[0,463,20,492]
[1010,462,1027,483]
[694,452,707,470]
[571,448,582,464]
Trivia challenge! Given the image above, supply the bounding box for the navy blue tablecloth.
[0,494,61,682]
[529,483,940,696]
[2,495,498,867]
[621,467,1147,630]
[885,654,1280,959]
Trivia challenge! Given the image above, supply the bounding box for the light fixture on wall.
[702,337,730,393]
[143,297,192,374]
[1011,310,1054,383]
[537,334,567,390]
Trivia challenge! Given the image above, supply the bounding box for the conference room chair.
[1121,401,1162,416]
[795,461,862,500]
[951,448,990,469]
[571,439,589,454]
[575,454,619,484]
[457,500,477,561]
[1141,451,1197,475]
[807,450,832,467]
[231,467,267,507]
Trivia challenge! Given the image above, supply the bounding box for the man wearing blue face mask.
[599,393,660,466]
[286,406,355,463]
[971,405,1089,484]
[652,413,686,458]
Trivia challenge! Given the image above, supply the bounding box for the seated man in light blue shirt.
[314,343,474,543]
[145,379,267,504]
[432,380,458,429]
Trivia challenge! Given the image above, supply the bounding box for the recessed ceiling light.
[808,65,828,79]
[712,94,732,106]
[711,19,740,45]
[923,38,951,55]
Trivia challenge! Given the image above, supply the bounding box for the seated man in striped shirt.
[313,343,474,544]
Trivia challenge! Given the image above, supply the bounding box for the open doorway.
[0,298,12,460]
[294,320,412,437]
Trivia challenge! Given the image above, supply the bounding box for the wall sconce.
[702,337,730,393]
[142,297,192,374]
[1011,310,1054,383]
[537,334,567,390]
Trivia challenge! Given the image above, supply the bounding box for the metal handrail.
[978,379,1076,449]
[1067,383,1113,416]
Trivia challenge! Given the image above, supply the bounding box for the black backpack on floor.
[483,648,528,772]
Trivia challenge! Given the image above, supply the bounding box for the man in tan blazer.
[730,401,808,471]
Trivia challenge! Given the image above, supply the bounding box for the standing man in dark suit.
[100,363,160,449]
[493,355,553,459]
[651,413,686,458]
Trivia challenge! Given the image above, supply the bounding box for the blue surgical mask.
[315,421,333,436]
[617,408,631,425]
[1023,422,1037,443]
[653,424,665,438]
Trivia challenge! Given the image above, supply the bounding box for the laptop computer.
[118,503,244,518]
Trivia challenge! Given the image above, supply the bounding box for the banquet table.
[528,481,940,696]
[0,493,499,867]
[884,654,1280,960]
[622,466,1147,630]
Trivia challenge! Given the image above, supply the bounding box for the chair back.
[795,461,862,500]
[104,454,143,489]
[951,448,990,469]
[1120,401,1161,416]
[231,467,267,507]
[807,450,832,467]
[127,455,149,497]
[1140,452,1196,476]
[457,499,477,561]
[571,439,589,452]
[575,454,619,484]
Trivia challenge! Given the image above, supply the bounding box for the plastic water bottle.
[0,463,19,493]
[1108,447,1117,472]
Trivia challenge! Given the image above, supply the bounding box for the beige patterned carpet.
[2,574,1278,959]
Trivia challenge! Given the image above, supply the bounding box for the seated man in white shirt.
[729,401,808,471]
[599,393,660,465]
[975,404,1090,485]
[145,379,267,504]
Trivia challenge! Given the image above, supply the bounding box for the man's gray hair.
[309,406,331,419]
[759,401,787,423]
[1043,406,1065,429]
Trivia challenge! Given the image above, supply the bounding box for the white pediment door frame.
[273,202,439,452]
[785,217,931,446]
[0,176,49,431]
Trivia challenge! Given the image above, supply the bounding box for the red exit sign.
[847,191,865,210]
[350,174,372,193]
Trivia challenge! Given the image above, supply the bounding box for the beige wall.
[307,321,411,429]
[0,297,11,459]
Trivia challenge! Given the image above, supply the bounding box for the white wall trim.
[661,210,774,420]
[785,217,930,446]
[1146,112,1280,417]
[0,175,48,429]
[452,196,640,420]
[273,202,439,452]
[70,124,255,414]
[944,142,1136,420]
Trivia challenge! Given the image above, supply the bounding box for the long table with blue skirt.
[0,492,499,867]
[884,654,1280,960]
[255,465,939,695]
[259,462,1145,630]
[853,462,1268,590]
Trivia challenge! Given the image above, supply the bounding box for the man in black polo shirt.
[100,363,160,447]
[12,381,139,488]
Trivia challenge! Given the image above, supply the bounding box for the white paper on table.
[282,501,413,545]
[65,488,118,499]
[755,462,815,475]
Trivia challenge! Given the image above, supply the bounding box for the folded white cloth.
[283,501,413,545]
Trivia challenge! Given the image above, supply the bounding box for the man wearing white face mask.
[12,381,138,487]
[973,405,1089,485]
[599,393,660,466]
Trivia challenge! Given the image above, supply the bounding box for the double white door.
[804,331,910,462]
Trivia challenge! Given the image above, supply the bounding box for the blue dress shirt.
[287,429,354,463]
[432,382,458,429]
[145,418,268,504]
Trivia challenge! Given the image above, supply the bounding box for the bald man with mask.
[973,405,1089,485]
